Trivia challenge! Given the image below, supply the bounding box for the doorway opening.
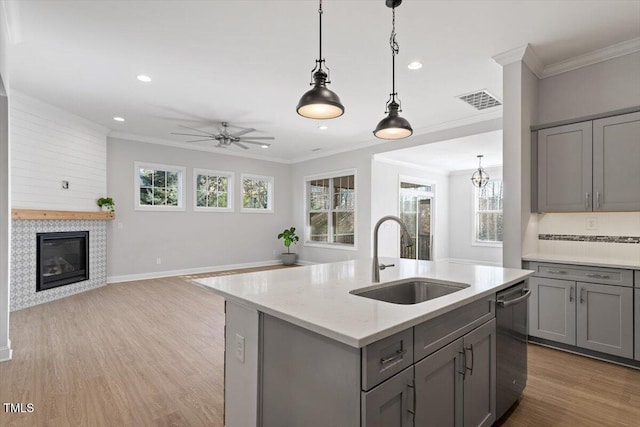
[399,179,433,260]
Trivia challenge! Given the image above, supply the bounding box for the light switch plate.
[235,334,245,363]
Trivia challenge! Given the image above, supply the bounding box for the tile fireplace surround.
[10,219,107,311]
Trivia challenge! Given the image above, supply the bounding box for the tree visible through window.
[307,173,355,245]
[195,169,233,211]
[136,162,184,209]
[241,174,273,212]
[475,179,503,244]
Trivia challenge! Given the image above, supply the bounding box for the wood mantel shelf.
[12,209,115,220]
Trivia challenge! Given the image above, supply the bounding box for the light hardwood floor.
[1,266,639,426]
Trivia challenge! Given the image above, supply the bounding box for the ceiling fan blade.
[171,132,217,137]
[178,124,217,136]
[186,138,216,143]
[238,136,275,140]
[240,140,271,147]
[231,128,256,137]
[232,141,250,150]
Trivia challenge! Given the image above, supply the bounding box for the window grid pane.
[242,177,271,209]
[196,174,230,209]
[307,174,355,246]
[476,179,503,243]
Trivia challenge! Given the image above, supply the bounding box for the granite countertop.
[193,259,533,348]
[522,254,640,270]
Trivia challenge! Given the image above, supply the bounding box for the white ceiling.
[6,0,640,162]
[376,130,503,173]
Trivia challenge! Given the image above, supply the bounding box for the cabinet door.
[593,112,640,211]
[362,366,414,427]
[463,319,496,427]
[537,121,593,212]
[635,288,639,362]
[529,277,576,345]
[414,338,464,427]
[576,282,633,358]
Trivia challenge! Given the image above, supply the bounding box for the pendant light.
[471,155,490,188]
[296,0,345,120]
[373,0,412,140]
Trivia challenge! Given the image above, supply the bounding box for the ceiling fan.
[171,122,274,150]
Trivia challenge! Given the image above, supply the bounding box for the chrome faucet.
[372,215,413,283]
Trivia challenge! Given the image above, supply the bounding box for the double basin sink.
[350,278,469,305]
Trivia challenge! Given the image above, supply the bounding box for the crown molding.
[492,44,543,78]
[107,131,292,164]
[541,37,640,78]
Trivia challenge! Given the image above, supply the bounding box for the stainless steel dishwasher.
[496,281,531,421]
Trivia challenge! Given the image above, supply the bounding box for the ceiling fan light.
[373,102,412,140]
[296,71,345,119]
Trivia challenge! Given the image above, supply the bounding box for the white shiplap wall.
[11,92,108,210]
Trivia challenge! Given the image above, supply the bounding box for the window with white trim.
[306,172,355,246]
[241,174,274,212]
[474,178,503,245]
[194,169,234,212]
[135,162,185,210]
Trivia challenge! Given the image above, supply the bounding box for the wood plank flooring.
[1,265,639,426]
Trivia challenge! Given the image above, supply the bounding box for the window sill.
[304,242,358,251]
[134,206,186,212]
[471,241,503,248]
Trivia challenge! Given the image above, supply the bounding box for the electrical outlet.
[61,180,69,189]
[235,334,245,363]
[586,217,598,230]
[117,222,123,229]
[156,257,162,265]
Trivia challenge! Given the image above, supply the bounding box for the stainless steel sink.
[351,279,468,305]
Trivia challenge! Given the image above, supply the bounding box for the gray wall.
[537,52,640,125]
[106,137,293,281]
[0,3,12,361]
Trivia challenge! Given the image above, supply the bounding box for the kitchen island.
[194,258,534,427]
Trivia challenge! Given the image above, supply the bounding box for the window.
[306,171,356,247]
[474,179,503,245]
[135,162,185,211]
[194,169,234,212]
[241,174,274,213]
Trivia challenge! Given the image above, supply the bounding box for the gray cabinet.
[635,271,639,362]
[593,112,640,211]
[413,319,496,427]
[362,366,414,427]
[576,282,633,358]
[534,110,640,213]
[529,277,576,345]
[537,121,592,212]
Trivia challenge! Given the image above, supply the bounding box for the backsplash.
[536,212,640,263]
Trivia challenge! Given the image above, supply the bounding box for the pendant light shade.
[373,0,412,140]
[297,0,344,120]
[373,101,412,139]
[471,155,490,188]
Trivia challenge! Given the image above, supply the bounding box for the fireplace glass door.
[37,231,89,291]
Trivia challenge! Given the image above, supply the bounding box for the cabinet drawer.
[361,328,413,391]
[531,262,633,287]
[414,298,495,362]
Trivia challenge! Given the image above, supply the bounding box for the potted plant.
[97,197,115,215]
[277,227,299,266]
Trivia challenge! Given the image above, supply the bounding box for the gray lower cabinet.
[412,319,496,427]
[529,277,576,345]
[576,282,634,358]
[635,273,639,362]
[362,366,414,427]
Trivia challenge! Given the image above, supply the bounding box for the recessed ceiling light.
[311,148,321,152]
[407,61,423,70]
[113,116,125,122]
[261,144,269,149]
[318,125,328,130]
[137,75,152,82]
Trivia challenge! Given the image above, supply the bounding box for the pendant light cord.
[318,0,323,61]
[390,6,399,100]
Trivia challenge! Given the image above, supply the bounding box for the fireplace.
[36,231,89,292]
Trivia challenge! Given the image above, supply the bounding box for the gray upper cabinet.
[576,282,633,358]
[462,319,496,427]
[635,282,639,362]
[529,277,576,345]
[362,366,414,427]
[534,110,640,213]
[593,112,640,211]
[537,121,593,212]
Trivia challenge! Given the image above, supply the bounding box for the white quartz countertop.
[193,259,534,348]
[522,254,640,270]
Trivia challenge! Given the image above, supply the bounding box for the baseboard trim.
[0,341,13,362]
[107,259,287,284]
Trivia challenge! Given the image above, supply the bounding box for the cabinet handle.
[466,344,474,376]
[569,286,574,302]
[586,273,610,279]
[407,380,416,416]
[547,270,567,275]
[585,192,590,209]
[595,192,600,209]
[580,287,585,304]
[458,350,467,380]
[380,348,407,366]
